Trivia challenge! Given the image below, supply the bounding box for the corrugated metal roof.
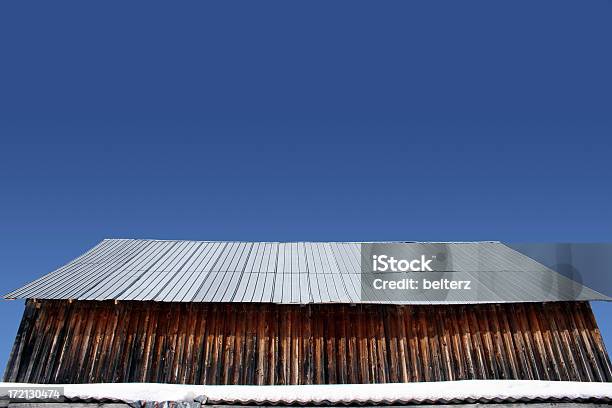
[2,381,611,405]
[4,239,610,304]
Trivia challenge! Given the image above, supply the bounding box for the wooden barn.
[3,239,612,386]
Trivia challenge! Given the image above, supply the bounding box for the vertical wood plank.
[221,304,237,384]
[337,306,348,384]
[8,300,612,386]
[324,307,337,384]
[580,302,612,381]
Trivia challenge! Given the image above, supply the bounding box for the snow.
[1,380,611,404]
[0,383,205,403]
[202,380,612,404]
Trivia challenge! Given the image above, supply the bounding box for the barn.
[3,239,612,392]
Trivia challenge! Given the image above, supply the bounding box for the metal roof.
[2,381,611,405]
[1,381,610,405]
[4,239,610,304]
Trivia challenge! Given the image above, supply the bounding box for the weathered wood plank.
[324,307,337,384]
[5,300,612,385]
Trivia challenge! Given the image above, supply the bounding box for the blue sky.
[1,1,611,376]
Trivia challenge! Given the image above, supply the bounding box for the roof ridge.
[103,238,502,244]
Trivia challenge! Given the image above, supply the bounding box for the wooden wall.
[4,300,612,384]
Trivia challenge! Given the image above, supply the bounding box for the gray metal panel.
[4,239,611,304]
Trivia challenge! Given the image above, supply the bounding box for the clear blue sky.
[1,1,611,376]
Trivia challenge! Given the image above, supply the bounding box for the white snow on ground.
[1,380,611,403]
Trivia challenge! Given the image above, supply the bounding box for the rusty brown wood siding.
[4,301,612,384]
